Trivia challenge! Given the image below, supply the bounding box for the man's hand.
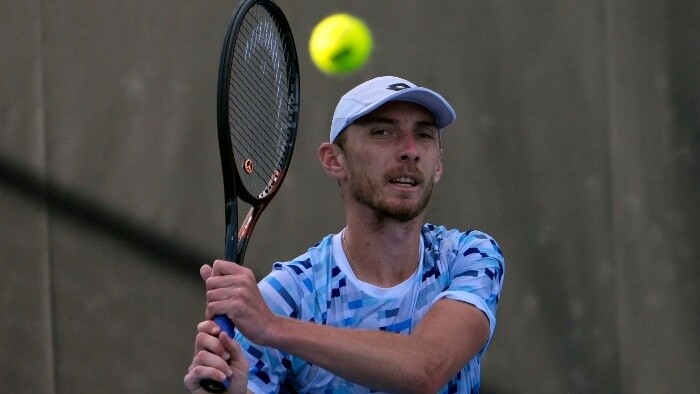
[203,260,280,345]
[183,320,249,393]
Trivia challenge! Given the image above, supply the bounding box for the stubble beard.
[348,163,434,223]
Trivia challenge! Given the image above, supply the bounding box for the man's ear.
[318,142,346,179]
[433,150,444,183]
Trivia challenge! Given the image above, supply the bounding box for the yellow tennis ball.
[309,13,373,75]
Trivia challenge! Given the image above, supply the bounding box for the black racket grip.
[200,315,237,392]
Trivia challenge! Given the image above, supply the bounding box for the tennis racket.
[201,0,299,392]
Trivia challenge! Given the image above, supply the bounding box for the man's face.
[339,101,443,222]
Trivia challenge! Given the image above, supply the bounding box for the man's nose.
[398,134,420,162]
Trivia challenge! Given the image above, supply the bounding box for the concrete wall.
[1,0,697,392]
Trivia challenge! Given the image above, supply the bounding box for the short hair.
[334,130,348,152]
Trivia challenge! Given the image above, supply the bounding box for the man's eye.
[416,130,437,139]
[371,129,390,136]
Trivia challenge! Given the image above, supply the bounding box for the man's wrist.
[258,315,292,349]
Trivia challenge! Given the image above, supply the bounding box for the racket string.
[234,11,292,119]
[227,5,296,197]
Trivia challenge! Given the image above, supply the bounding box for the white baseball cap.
[330,76,456,142]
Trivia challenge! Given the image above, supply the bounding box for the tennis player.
[184,76,505,393]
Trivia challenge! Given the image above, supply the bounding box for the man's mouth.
[389,176,419,186]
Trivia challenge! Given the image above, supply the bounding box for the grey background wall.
[1,0,697,393]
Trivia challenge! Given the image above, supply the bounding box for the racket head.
[217,0,300,208]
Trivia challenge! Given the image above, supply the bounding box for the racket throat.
[236,206,264,263]
[238,211,254,238]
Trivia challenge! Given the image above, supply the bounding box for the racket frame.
[203,0,299,392]
[216,0,299,263]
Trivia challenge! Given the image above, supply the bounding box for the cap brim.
[346,87,456,129]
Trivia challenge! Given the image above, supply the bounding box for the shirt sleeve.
[431,230,505,351]
[236,266,304,393]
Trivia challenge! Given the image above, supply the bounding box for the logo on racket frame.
[243,158,254,174]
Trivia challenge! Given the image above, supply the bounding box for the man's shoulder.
[421,223,498,243]
[422,224,503,260]
[268,233,337,285]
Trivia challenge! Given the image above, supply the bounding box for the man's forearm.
[263,317,439,393]
[257,299,489,394]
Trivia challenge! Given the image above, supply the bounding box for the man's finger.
[200,264,213,282]
[212,259,240,276]
[205,274,239,291]
[197,320,221,336]
[194,331,227,357]
[220,331,238,353]
[220,331,246,368]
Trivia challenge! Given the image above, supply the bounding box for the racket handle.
[200,315,236,392]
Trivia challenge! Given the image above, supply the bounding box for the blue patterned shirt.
[236,224,505,393]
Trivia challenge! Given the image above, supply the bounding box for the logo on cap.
[387,83,411,91]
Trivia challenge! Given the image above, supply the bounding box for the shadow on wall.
[0,154,209,276]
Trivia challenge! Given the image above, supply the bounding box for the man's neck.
[343,215,423,288]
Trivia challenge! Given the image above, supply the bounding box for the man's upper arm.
[411,297,491,386]
[412,230,505,381]
[444,231,505,347]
